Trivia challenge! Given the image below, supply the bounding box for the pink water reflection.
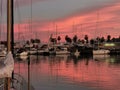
[14,55,120,90]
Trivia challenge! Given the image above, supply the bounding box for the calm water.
[13,55,120,90]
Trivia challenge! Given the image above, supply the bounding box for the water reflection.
[12,56,35,90]
[93,55,120,64]
[14,55,120,90]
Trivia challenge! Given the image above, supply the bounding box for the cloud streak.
[1,0,120,42]
[13,1,120,42]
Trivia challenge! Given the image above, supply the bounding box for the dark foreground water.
[13,55,120,90]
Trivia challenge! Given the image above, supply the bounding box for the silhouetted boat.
[93,49,110,55]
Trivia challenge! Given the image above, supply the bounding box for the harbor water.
[12,55,120,90]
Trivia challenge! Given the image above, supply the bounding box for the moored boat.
[93,49,110,55]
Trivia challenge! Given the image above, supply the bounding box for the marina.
[0,0,120,90]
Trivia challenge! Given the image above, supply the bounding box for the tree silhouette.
[49,34,57,44]
[90,39,95,45]
[107,35,111,42]
[34,39,41,43]
[65,35,68,41]
[81,39,85,44]
[30,39,35,43]
[57,36,61,43]
[78,39,81,43]
[65,35,72,43]
[73,35,78,43]
[96,37,100,44]
[118,36,120,42]
[84,35,89,43]
[50,38,57,44]
[26,40,30,45]
[100,37,105,43]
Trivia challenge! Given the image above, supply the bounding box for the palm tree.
[65,35,72,43]
[78,39,81,43]
[65,35,68,41]
[107,35,111,42]
[118,36,120,42]
[81,39,85,44]
[96,36,100,42]
[26,40,30,45]
[90,39,95,45]
[84,35,89,43]
[73,35,78,43]
[30,39,35,43]
[100,37,105,43]
[34,39,41,43]
[50,38,57,44]
[57,36,61,43]
[90,39,95,48]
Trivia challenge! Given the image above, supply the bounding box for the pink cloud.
[12,1,120,42]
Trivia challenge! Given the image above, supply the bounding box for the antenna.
[96,11,100,37]
[56,24,58,39]
[30,0,33,39]
[0,0,2,43]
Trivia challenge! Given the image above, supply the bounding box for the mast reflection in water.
[13,55,120,90]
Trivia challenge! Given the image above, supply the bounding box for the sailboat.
[93,49,110,55]
[93,39,110,55]
[93,12,110,55]
[0,0,14,89]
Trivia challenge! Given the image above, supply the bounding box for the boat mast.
[11,0,14,55]
[7,0,14,52]
[5,0,13,90]
[7,0,12,51]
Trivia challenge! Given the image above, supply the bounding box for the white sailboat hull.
[16,51,28,56]
[29,50,37,55]
[56,51,70,55]
[93,49,110,55]
[0,52,14,78]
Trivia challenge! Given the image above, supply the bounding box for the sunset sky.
[0,0,120,42]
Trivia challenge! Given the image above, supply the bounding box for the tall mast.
[5,0,13,90]
[11,0,14,54]
[7,0,13,52]
[7,0,14,52]
[56,24,58,39]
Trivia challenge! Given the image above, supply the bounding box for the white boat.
[0,52,14,78]
[93,54,110,61]
[56,50,70,55]
[29,50,37,55]
[19,51,28,56]
[19,55,28,61]
[16,51,28,56]
[38,44,50,55]
[28,48,38,55]
[93,49,110,55]
[55,47,70,55]
[15,48,28,56]
[48,44,70,55]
